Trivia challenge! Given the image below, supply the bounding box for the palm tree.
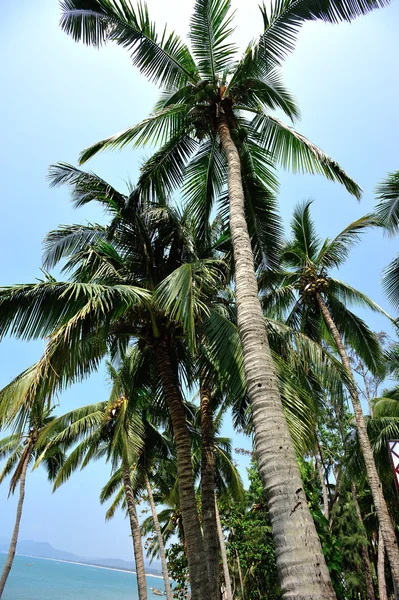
[37,371,149,600]
[0,392,63,598]
[58,1,390,595]
[0,164,228,598]
[100,353,175,600]
[263,200,399,586]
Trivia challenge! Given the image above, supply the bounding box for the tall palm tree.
[58,1,390,595]
[100,353,175,600]
[0,165,227,598]
[263,200,399,586]
[0,390,63,598]
[37,373,149,600]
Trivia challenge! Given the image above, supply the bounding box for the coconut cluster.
[193,80,219,103]
[296,267,328,300]
[105,395,126,422]
[229,126,247,148]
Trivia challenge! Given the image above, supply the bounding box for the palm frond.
[60,0,198,88]
[326,296,384,375]
[0,446,23,485]
[254,115,361,198]
[43,224,107,271]
[327,278,392,320]
[373,397,399,418]
[155,260,223,349]
[256,0,389,68]
[0,281,150,341]
[136,133,199,201]
[375,170,399,233]
[183,137,227,244]
[189,0,237,80]
[105,486,126,520]
[287,200,321,262]
[78,105,189,163]
[382,254,399,311]
[317,215,378,269]
[231,70,299,121]
[48,163,127,212]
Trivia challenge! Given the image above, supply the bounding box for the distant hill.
[0,540,162,576]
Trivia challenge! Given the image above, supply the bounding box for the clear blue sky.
[0,0,398,562]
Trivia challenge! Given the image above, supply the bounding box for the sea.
[0,554,167,599]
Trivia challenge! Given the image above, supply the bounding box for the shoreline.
[15,553,164,580]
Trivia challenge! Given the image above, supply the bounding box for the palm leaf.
[60,0,198,88]
[0,281,150,341]
[43,224,108,271]
[382,255,399,311]
[183,137,227,244]
[257,0,389,67]
[326,296,384,375]
[48,163,127,212]
[327,278,392,320]
[78,105,189,164]
[254,115,362,198]
[317,215,378,269]
[189,0,237,80]
[375,170,399,234]
[136,133,199,201]
[155,260,223,350]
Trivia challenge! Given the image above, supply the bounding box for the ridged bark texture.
[378,529,388,600]
[316,292,399,589]
[200,383,219,600]
[154,342,210,600]
[218,117,336,600]
[144,474,173,600]
[352,485,376,600]
[122,464,148,600]
[215,498,233,600]
[0,446,31,598]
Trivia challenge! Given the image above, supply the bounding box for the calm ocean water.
[0,554,166,599]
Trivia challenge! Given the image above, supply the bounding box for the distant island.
[0,540,162,577]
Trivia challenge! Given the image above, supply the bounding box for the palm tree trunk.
[154,341,211,600]
[315,292,399,588]
[218,116,336,599]
[351,485,376,600]
[0,446,31,598]
[200,382,219,600]
[316,455,329,520]
[215,498,233,600]
[122,464,148,600]
[236,551,245,600]
[378,528,388,600]
[144,474,173,600]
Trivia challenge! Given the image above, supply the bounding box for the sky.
[0,0,399,562]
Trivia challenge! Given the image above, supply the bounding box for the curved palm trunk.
[352,485,376,600]
[218,117,336,599]
[315,292,399,588]
[122,464,148,600]
[154,342,211,600]
[215,497,233,600]
[378,529,388,600]
[200,382,219,600]
[144,474,173,600]
[0,446,31,598]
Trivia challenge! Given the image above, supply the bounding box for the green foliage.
[219,460,281,600]
[165,543,189,599]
